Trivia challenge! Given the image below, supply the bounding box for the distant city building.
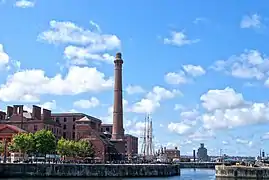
[197,143,209,162]
[156,147,180,162]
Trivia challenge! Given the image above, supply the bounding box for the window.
[63,125,66,130]
[63,132,66,138]
[64,117,67,122]
[73,124,75,130]
[73,117,76,122]
[106,127,109,131]
[72,132,75,139]
[34,125,37,131]
[56,117,59,123]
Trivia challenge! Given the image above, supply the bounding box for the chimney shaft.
[193,149,196,162]
[42,108,51,120]
[7,106,13,118]
[112,52,124,140]
[13,105,18,114]
[32,105,41,120]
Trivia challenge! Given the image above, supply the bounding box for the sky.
[1,0,269,157]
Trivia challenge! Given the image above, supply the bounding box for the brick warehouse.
[0,53,138,162]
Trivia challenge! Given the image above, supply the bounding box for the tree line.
[0,129,94,159]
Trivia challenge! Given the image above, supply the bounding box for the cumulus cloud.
[183,64,206,77]
[0,44,9,69]
[0,66,113,102]
[200,87,244,111]
[14,0,35,8]
[38,20,120,65]
[200,87,269,130]
[211,50,268,81]
[125,85,145,95]
[131,86,182,113]
[73,97,100,109]
[240,14,261,29]
[165,65,206,85]
[164,31,199,46]
[165,71,188,85]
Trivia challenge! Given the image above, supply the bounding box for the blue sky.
[1,0,269,156]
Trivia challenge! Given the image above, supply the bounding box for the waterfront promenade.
[0,163,180,177]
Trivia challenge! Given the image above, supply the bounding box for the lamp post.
[3,138,7,163]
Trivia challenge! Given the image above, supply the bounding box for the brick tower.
[111,52,125,158]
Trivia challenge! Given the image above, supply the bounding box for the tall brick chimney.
[13,105,18,114]
[7,106,13,118]
[112,52,124,140]
[42,108,51,120]
[18,105,23,114]
[32,105,41,120]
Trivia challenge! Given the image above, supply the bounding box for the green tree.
[10,133,34,159]
[34,130,56,155]
[57,138,70,158]
[77,140,94,158]
[57,138,95,159]
[0,141,4,154]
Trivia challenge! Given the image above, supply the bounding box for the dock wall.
[178,162,230,169]
[0,163,180,177]
[216,165,269,179]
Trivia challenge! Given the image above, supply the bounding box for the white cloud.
[183,64,206,77]
[164,31,199,46]
[261,132,269,140]
[38,20,120,65]
[165,71,188,85]
[14,0,35,8]
[188,128,215,141]
[131,86,182,113]
[89,20,101,33]
[211,50,268,80]
[222,141,229,145]
[240,14,261,29]
[125,120,145,137]
[0,66,113,102]
[64,46,115,65]
[125,85,145,95]
[73,97,100,109]
[41,100,57,110]
[201,87,269,130]
[174,104,185,111]
[193,17,207,24]
[236,138,253,147]
[0,44,9,69]
[168,122,191,135]
[180,109,200,122]
[200,87,244,111]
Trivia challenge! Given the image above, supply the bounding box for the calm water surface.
[3,169,217,180]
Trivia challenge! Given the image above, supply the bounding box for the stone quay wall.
[216,165,269,179]
[178,162,230,169]
[0,163,180,177]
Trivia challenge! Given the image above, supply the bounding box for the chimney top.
[116,52,122,59]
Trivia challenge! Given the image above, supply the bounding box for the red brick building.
[0,104,138,162]
[51,113,101,140]
[75,117,118,162]
[125,134,138,157]
[101,124,138,157]
[0,124,26,157]
[0,105,61,139]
